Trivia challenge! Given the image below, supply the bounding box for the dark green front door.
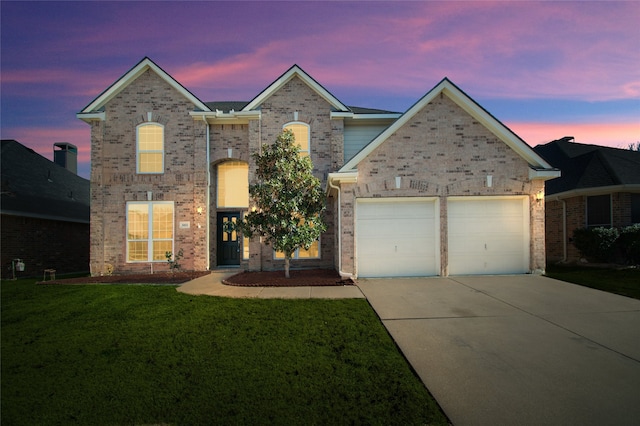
[217,212,241,266]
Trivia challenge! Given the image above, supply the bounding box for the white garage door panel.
[357,200,438,277]
[448,198,529,275]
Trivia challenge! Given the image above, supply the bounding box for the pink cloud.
[292,1,640,102]
[6,2,638,105]
[508,121,640,149]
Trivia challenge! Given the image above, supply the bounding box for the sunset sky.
[2,1,639,179]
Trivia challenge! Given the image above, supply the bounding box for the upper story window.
[217,161,249,208]
[137,123,164,173]
[284,122,310,157]
[586,194,611,228]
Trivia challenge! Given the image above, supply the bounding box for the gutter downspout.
[328,177,353,279]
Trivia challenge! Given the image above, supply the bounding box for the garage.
[448,197,530,275]
[356,198,439,277]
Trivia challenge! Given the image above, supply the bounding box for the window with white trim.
[127,202,174,262]
[217,161,249,208]
[284,122,310,157]
[243,235,250,260]
[137,123,164,173]
[275,239,320,259]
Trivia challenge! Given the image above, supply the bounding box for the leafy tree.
[628,142,640,151]
[238,129,327,278]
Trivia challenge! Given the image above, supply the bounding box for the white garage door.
[448,197,529,275]
[356,199,439,277]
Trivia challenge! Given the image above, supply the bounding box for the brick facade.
[545,192,638,263]
[1,215,89,279]
[211,76,337,272]
[338,94,547,275]
[83,59,555,277]
[89,69,207,275]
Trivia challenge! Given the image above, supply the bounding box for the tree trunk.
[284,255,291,278]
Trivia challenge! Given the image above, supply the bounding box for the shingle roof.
[1,140,90,223]
[346,106,401,115]
[204,101,399,115]
[533,138,640,195]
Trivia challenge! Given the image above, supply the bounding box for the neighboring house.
[534,137,640,262]
[1,140,90,278]
[77,57,559,277]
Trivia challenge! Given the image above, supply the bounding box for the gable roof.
[1,140,90,223]
[533,138,640,196]
[243,65,350,112]
[78,57,210,118]
[339,77,558,178]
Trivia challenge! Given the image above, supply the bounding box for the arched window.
[217,161,249,208]
[137,123,164,173]
[284,122,310,157]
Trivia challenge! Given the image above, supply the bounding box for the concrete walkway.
[358,275,640,426]
[177,270,365,299]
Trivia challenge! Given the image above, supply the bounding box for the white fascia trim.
[339,85,441,171]
[189,110,261,124]
[339,78,554,172]
[326,171,358,193]
[330,112,402,120]
[243,65,350,112]
[76,111,106,123]
[80,58,210,114]
[546,184,640,201]
[442,86,553,170]
[529,168,561,180]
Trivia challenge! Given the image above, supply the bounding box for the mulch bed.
[223,269,353,287]
[38,271,212,285]
[37,269,353,287]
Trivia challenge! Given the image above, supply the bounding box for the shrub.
[572,227,619,262]
[165,248,184,272]
[618,224,640,264]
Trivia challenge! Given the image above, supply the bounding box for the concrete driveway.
[357,275,640,426]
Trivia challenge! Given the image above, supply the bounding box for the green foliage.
[1,280,448,425]
[619,224,640,264]
[238,129,327,276]
[572,225,640,264]
[573,227,619,262]
[165,248,183,272]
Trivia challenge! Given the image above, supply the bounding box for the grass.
[1,279,448,425]
[545,264,640,300]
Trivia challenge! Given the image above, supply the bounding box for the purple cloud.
[1,0,638,180]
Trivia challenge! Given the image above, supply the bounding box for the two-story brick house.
[78,57,559,277]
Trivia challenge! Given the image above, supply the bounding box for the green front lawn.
[545,264,640,300]
[1,279,448,425]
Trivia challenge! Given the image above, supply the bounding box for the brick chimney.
[53,142,78,174]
